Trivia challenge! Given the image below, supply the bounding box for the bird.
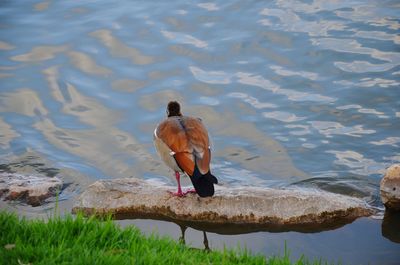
[153,101,218,197]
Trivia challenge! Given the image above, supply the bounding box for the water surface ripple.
[0,0,399,264]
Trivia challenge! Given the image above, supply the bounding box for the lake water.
[0,0,399,264]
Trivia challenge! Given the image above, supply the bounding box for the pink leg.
[169,172,184,197]
[168,172,197,197]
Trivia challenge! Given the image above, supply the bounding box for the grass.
[0,211,333,265]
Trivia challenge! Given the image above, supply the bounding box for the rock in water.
[380,164,400,211]
[72,178,373,232]
[0,172,63,206]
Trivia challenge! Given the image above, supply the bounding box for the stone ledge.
[72,178,373,233]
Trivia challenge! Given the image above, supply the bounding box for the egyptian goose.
[154,101,218,197]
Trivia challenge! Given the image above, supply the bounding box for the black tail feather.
[189,165,218,197]
[205,172,218,184]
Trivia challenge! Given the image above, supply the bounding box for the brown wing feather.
[181,117,211,175]
[156,116,210,176]
[174,152,194,175]
[156,117,194,175]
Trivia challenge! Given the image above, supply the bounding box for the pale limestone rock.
[0,172,63,206]
[380,164,400,211]
[72,178,373,232]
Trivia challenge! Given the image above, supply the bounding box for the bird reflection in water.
[178,224,210,251]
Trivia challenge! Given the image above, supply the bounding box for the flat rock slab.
[72,178,373,233]
[0,172,63,206]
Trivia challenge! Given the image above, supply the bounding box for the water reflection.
[111,79,147,92]
[187,106,308,180]
[311,38,400,69]
[161,31,208,49]
[1,0,399,262]
[113,212,361,235]
[178,225,210,252]
[335,77,400,88]
[263,111,305,123]
[0,117,20,149]
[121,215,400,265]
[34,1,50,12]
[190,66,231,84]
[309,121,376,138]
[67,51,112,76]
[0,89,48,116]
[0,41,15,50]
[354,30,400,45]
[11,46,68,62]
[269,65,319,81]
[235,72,336,103]
[335,5,400,30]
[370,137,400,147]
[35,68,161,178]
[228,92,278,109]
[0,0,396,204]
[260,8,347,37]
[327,150,386,176]
[197,3,219,12]
[382,211,400,243]
[90,29,155,65]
